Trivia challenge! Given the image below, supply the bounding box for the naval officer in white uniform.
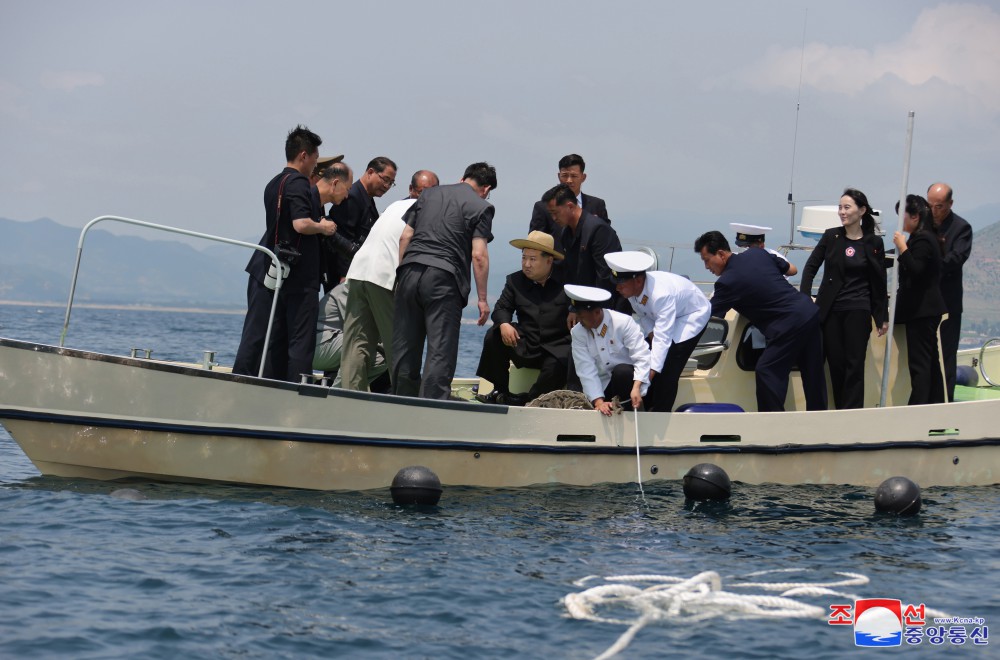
[605,251,711,412]
[565,284,651,416]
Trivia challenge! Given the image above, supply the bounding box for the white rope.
[563,570,953,659]
[633,409,646,504]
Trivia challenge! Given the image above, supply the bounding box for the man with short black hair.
[391,162,496,399]
[321,156,398,291]
[926,182,973,401]
[530,154,609,239]
[544,183,622,311]
[233,126,344,381]
[695,230,826,412]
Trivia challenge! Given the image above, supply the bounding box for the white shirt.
[627,271,711,372]
[345,198,416,290]
[571,309,651,403]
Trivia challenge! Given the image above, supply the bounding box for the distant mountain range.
[2,214,999,328]
[0,217,251,310]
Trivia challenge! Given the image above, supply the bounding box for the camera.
[275,241,302,266]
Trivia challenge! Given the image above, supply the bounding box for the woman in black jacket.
[800,188,889,409]
[893,194,948,405]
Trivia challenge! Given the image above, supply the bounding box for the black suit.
[800,228,888,409]
[321,180,379,292]
[896,230,947,405]
[529,192,609,240]
[559,210,622,295]
[476,271,570,398]
[934,211,972,401]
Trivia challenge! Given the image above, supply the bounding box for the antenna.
[786,9,808,245]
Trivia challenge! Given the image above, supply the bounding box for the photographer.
[233,126,349,381]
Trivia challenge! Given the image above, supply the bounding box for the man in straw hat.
[565,284,650,416]
[605,250,711,412]
[475,231,571,405]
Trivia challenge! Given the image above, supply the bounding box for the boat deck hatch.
[556,434,596,443]
[700,435,742,443]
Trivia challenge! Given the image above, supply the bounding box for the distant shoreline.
[0,300,246,315]
[0,299,485,323]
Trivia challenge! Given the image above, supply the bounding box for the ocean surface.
[1,303,997,658]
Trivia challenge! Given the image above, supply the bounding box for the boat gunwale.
[0,336,508,415]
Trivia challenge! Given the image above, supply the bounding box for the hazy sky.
[2,1,998,276]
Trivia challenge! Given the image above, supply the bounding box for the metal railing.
[980,338,1000,387]
[60,215,283,378]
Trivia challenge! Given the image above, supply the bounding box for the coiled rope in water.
[563,569,950,660]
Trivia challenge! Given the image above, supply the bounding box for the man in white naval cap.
[605,251,711,412]
[730,223,798,277]
[564,284,651,416]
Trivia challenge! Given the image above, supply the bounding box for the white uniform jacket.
[346,198,416,291]
[571,309,651,403]
[626,271,711,372]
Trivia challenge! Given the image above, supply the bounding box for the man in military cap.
[476,231,571,405]
[605,250,711,412]
[730,223,797,276]
[565,284,650,416]
[310,154,345,184]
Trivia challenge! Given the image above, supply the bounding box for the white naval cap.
[564,284,611,310]
[730,223,773,246]
[604,251,655,283]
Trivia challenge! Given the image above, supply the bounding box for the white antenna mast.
[786,10,808,245]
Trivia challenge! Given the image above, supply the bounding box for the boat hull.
[1,338,998,489]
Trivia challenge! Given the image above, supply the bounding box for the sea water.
[1,303,997,658]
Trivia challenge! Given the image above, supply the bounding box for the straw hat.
[509,230,564,260]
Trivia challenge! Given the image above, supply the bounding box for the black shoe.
[475,390,506,405]
[505,392,529,407]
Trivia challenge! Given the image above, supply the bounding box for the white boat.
[2,215,997,491]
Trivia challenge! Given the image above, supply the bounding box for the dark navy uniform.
[711,248,827,412]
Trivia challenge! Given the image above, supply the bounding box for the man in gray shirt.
[391,162,497,399]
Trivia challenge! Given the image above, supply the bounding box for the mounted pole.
[880,112,916,408]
